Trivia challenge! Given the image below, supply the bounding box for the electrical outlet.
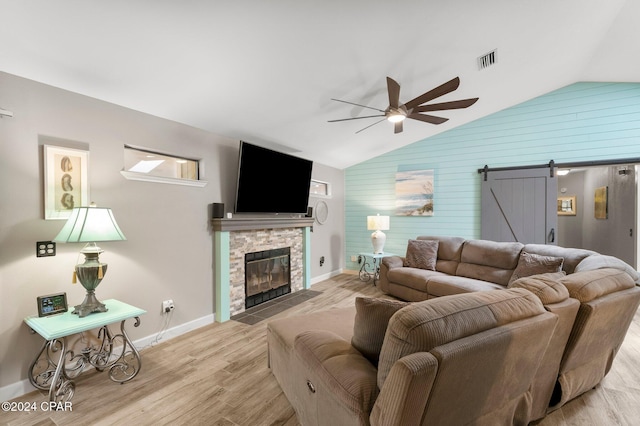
[36,241,56,257]
[319,256,325,267]
[162,299,174,313]
[350,255,357,262]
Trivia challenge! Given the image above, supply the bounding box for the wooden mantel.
[212,216,314,322]
[211,216,314,232]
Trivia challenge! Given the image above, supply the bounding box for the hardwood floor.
[4,274,639,426]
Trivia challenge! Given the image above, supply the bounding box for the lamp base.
[72,291,108,318]
[371,230,387,254]
[73,245,109,317]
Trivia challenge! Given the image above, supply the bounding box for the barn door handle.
[548,228,555,243]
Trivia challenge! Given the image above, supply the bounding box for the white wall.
[309,163,345,281]
[0,72,345,398]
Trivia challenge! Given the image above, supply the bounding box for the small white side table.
[24,299,146,403]
[358,252,396,286]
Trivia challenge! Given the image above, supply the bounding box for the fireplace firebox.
[245,247,291,308]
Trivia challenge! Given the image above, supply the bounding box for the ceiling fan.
[329,76,478,134]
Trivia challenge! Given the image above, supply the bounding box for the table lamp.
[54,204,126,317]
[367,214,390,254]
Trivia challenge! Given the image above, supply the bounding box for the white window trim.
[120,170,208,187]
[310,179,332,199]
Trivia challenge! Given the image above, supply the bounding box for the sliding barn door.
[481,168,557,244]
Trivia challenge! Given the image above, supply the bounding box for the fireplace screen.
[244,247,291,308]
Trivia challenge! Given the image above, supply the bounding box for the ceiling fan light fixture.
[330,76,478,134]
[386,105,407,123]
[387,113,406,123]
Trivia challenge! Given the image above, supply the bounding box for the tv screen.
[235,141,313,214]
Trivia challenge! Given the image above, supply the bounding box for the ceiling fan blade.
[412,98,479,113]
[387,77,401,109]
[404,77,461,111]
[355,118,387,134]
[394,121,403,134]
[330,98,386,113]
[408,113,449,125]
[328,114,385,123]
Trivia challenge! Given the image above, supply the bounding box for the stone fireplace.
[212,217,314,322]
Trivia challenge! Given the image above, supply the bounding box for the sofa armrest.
[294,330,379,425]
[370,352,438,426]
[382,255,405,270]
[379,256,405,293]
[560,268,635,302]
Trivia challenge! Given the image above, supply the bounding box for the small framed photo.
[37,292,68,317]
[557,195,577,216]
[44,145,89,220]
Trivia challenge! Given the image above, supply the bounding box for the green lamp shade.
[54,207,127,243]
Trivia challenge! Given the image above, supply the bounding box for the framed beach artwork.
[44,145,89,220]
[395,167,434,216]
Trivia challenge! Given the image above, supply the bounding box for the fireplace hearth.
[245,247,291,308]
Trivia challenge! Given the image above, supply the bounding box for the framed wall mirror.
[557,195,577,216]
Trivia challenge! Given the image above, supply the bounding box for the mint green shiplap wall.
[345,82,640,270]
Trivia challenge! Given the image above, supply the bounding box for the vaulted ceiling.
[2,0,639,169]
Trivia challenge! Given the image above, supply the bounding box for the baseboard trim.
[0,313,215,402]
[2,271,343,402]
[310,268,344,285]
[135,313,215,350]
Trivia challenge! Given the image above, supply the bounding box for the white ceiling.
[2,0,639,169]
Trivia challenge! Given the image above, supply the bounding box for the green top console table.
[24,299,146,402]
[358,252,396,286]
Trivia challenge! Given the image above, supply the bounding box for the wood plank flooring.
[3,274,639,426]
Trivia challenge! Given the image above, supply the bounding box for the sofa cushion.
[388,268,445,292]
[559,268,636,303]
[426,275,504,297]
[351,297,409,366]
[417,236,465,275]
[508,252,564,285]
[267,307,356,353]
[404,239,438,270]
[508,272,569,304]
[456,239,523,286]
[377,288,546,388]
[524,244,596,274]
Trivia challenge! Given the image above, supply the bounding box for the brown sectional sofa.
[378,236,602,300]
[268,289,558,425]
[267,236,640,425]
[379,236,640,420]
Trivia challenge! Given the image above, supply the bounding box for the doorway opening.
[556,164,637,268]
[479,158,639,268]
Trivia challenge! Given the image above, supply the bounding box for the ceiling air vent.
[478,49,497,70]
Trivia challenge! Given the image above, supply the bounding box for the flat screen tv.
[235,141,313,214]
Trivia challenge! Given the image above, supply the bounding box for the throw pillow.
[351,297,409,366]
[508,251,564,286]
[403,239,439,270]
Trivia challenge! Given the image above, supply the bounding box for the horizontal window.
[310,179,331,198]
[121,146,207,187]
